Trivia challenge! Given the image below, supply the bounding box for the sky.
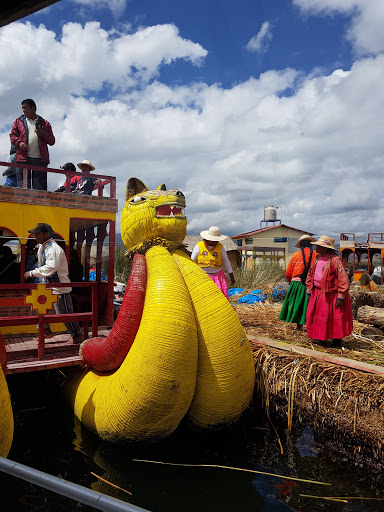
[0,0,384,240]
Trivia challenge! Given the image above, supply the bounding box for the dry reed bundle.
[250,341,384,468]
[234,303,384,367]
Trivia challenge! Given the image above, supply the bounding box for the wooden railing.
[0,282,98,360]
[0,161,116,199]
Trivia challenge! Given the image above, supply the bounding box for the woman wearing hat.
[191,226,235,299]
[279,234,317,330]
[306,235,353,347]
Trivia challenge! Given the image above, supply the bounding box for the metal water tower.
[260,205,281,228]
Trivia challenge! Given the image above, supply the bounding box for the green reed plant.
[114,244,132,283]
[233,259,286,289]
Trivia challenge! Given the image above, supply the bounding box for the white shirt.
[31,238,71,295]
[191,243,233,274]
[26,117,41,158]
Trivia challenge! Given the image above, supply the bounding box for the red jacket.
[286,247,317,283]
[306,254,350,297]
[10,115,55,164]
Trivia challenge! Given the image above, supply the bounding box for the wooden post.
[91,284,98,338]
[38,315,45,359]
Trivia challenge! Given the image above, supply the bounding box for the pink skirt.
[207,269,229,299]
[306,288,353,341]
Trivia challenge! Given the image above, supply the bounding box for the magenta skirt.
[207,269,229,299]
[306,288,353,341]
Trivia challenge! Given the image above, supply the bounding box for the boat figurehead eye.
[130,195,147,204]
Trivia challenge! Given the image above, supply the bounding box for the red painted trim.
[0,161,116,198]
[107,219,116,325]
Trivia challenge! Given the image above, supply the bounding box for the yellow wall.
[236,226,314,268]
[1,203,115,243]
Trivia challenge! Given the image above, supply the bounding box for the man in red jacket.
[10,99,55,190]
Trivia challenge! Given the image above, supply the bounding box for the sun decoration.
[25,284,57,314]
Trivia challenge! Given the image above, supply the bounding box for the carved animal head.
[121,178,187,252]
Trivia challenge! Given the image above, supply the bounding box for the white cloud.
[246,21,272,53]
[293,0,384,55]
[72,0,128,18]
[1,20,384,242]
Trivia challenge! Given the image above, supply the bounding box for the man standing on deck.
[24,223,83,344]
[10,99,55,190]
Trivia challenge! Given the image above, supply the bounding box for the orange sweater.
[285,248,318,283]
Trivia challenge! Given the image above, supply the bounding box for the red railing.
[0,282,98,360]
[0,161,116,199]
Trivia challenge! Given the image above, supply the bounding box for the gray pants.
[53,293,81,338]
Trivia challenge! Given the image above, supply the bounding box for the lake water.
[2,371,384,512]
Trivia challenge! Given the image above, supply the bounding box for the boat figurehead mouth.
[156,203,185,218]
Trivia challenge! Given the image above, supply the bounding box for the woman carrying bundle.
[279,234,317,330]
[306,235,353,348]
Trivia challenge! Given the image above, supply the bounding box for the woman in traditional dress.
[279,234,317,330]
[191,226,235,299]
[306,235,353,348]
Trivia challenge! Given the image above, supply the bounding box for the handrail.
[0,281,99,357]
[0,160,116,199]
[0,456,148,512]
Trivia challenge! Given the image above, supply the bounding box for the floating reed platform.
[235,302,384,469]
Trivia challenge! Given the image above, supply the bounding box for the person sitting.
[0,246,20,284]
[72,160,101,195]
[359,272,379,292]
[2,147,17,187]
[55,162,77,192]
[191,226,235,299]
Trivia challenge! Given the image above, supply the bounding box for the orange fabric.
[285,248,317,283]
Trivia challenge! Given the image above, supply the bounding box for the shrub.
[233,259,285,289]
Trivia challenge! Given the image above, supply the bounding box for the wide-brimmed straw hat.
[77,159,95,171]
[200,226,227,242]
[295,234,316,248]
[311,235,336,250]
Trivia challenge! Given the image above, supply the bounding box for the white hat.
[77,160,95,171]
[200,226,227,242]
[295,234,316,248]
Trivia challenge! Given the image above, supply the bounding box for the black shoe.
[332,339,342,348]
[313,339,326,346]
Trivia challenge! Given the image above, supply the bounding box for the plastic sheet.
[272,284,287,300]
[228,288,244,297]
[238,289,267,304]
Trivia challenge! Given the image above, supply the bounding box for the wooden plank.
[249,335,384,376]
[7,355,83,374]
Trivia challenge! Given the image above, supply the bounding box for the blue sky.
[33,0,354,89]
[1,0,384,238]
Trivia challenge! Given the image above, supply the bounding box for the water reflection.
[2,372,384,512]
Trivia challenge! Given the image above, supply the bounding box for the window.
[245,237,253,245]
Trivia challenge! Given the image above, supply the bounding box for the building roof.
[183,235,239,253]
[231,224,315,239]
[0,0,59,28]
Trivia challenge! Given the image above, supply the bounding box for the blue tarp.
[238,289,267,304]
[89,269,106,281]
[228,288,244,296]
[272,284,286,299]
